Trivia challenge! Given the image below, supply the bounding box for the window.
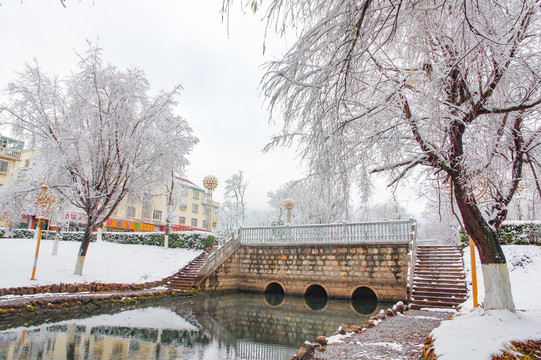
[179,216,186,225]
[0,161,8,174]
[153,210,162,221]
[191,218,198,227]
[141,193,152,219]
[127,206,136,218]
[192,203,199,213]
[193,190,200,199]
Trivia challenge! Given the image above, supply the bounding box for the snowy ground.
[432,245,541,359]
[0,238,202,288]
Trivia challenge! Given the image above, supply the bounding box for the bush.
[8,228,215,250]
[499,221,541,245]
[101,231,215,250]
[459,221,541,247]
[11,229,97,242]
[0,228,5,238]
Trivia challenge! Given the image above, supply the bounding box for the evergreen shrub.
[8,228,214,250]
[459,221,541,246]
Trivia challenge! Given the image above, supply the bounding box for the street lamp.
[31,185,56,280]
[203,175,218,231]
[284,198,295,225]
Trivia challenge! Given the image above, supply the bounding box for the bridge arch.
[264,281,286,306]
[351,286,379,315]
[303,284,329,311]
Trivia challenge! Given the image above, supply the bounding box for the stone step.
[409,300,462,310]
[415,267,464,273]
[416,255,463,260]
[413,280,467,289]
[413,285,467,294]
[415,271,465,278]
[412,290,467,299]
[413,275,467,283]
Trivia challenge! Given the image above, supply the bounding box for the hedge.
[101,231,215,250]
[460,221,541,246]
[9,229,215,250]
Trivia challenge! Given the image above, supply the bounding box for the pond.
[0,292,391,360]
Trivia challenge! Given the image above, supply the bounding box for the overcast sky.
[0,0,423,216]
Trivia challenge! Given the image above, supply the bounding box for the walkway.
[313,309,453,360]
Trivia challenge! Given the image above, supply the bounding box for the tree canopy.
[226,0,541,310]
[0,45,198,274]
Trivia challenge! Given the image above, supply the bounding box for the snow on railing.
[240,219,416,245]
[197,233,241,278]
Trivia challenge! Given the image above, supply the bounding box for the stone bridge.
[196,220,416,303]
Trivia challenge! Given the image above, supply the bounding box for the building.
[1,134,219,232]
[102,177,219,233]
[0,135,24,186]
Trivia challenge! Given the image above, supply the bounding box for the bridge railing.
[240,219,416,245]
[197,232,241,280]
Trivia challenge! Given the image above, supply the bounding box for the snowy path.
[313,310,451,360]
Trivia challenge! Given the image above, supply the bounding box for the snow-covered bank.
[0,238,202,288]
[432,245,541,359]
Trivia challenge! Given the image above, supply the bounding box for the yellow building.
[0,135,24,186]
[1,134,219,232]
[104,177,220,233]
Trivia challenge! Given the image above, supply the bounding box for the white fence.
[240,219,416,245]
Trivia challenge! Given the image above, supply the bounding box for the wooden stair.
[409,245,468,310]
[167,246,216,291]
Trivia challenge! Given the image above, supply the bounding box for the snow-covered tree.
[359,199,410,222]
[218,170,248,233]
[0,45,198,275]
[226,0,541,310]
[267,177,350,224]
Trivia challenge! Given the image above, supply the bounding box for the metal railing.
[0,146,22,161]
[240,219,416,245]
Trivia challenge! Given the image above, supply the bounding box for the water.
[0,292,390,360]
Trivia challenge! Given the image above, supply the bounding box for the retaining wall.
[199,243,409,302]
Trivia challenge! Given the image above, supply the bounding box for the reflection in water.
[264,291,285,306]
[352,297,378,314]
[0,293,390,360]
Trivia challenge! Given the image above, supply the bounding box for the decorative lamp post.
[203,175,218,230]
[284,198,295,224]
[31,185,56,280]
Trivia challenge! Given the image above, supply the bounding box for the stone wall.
[199,243,409,302]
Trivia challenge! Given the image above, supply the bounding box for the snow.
[432,245,541,359]
[1,307,198,334]
[57,307,199,331]
[0,238,202,288]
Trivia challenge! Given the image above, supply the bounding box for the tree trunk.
[74,220,93,276]
[453,181,515,310]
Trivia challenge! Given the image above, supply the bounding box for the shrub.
[459,221,541,247]
[11,229,96,241]
[499,221,541,245]
[0,228,5,238]
[8,228,215,250]
[101,231,215,250]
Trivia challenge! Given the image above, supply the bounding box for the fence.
[240,219,416,245]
